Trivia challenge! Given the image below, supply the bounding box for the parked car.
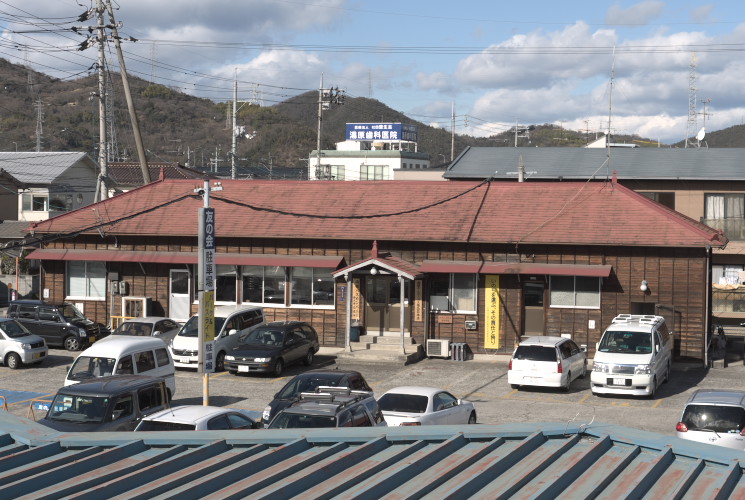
[261,369,372,426]
[591,314,672,398]
[170,305,264,371]
[377,386,477,426]
[111,317,181,344]
[134,405,261,431]
[508,336,587,391]
[38,375,169,432]
[7,299,108,351]
[267,387,386,429]
[65,336,176,401]
[676,389,745,450]
[0,317,47,369]
[225,321,319,377]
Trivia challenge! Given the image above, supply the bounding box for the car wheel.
[272,358,284,377]
[64,336,81,351]
[303,349,314,366]
[511,384,520,390]
[468,411,477,424]
[215,351,226,372]
[228,370,238,375]
[579,360,587,379]
[663,363,670,384]
[648,377,657,399]
[5,352,21,370]
[562,372,571,392]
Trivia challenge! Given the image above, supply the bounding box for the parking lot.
[1,346,744,436]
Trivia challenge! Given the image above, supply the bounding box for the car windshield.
[513,345,557,362]
[682,404,745,433]
[60,304,86,322]
[268,413,336,429]
[0,320,30,338]
[242,328,284,347]
[177,316,227,338]
[377,393,428,413]
[277,375,345,400]
[68,356,116,380]
[136,420,197,431]
[46,394,109,424]
[598,331,652,354]
[113,322,152,336]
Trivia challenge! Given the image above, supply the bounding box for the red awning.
[420,260,612,277]
[26,249,344,268]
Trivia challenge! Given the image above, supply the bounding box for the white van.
[591,314,672,398]
[65,337,176,399]
[170,305,264,372]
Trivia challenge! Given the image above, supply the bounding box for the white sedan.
[376,386,477,426]
[134,405,262,431]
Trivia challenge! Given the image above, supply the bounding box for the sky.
[2,0,745,144]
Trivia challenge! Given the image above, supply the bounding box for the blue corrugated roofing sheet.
[1,412,744,498]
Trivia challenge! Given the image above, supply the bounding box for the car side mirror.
[153,331,162,336]
[228,329,238,336]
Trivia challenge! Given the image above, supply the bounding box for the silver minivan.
[676,389,745,450]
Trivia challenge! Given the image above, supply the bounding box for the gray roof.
[2,412,745,497]
[0,152,95,185]
[445,146,745,181]
[0,220,30,240]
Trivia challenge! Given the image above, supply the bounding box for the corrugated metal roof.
[0,152,94,185]
[107,162,207,186]
[445,146,745,181]
[1,412,744,498]
[28,178,727,248]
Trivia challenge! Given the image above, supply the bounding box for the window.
[155,347,170,367]
[67,261,106,299]
[639,192,675,210]
[134,350,156,373]
[22,193,49,212]
[137,386,164,412]
[360,164,389,180]
[291,267,334,306]
[243,265,285,304]
[549,276,600,308]
[329,165,345,180]
[38,305,59,322]
[706,193,745,220]
[216,265,236,302]
[429,274,476,312]
[713,264,743,285]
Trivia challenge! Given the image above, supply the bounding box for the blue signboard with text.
[346,123,418,143]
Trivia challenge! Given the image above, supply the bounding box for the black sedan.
[261,369,372,427]
[224,321,319,377]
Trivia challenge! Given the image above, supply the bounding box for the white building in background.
[309,123,432,181]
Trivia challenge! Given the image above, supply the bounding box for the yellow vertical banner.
[485,275,500,349]
[414,280,423,322]
[352,278,361,320]
[203,290,215,342]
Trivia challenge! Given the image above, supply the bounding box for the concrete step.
[358,335,415,345]
[335,344,424,365]
[350,342,412,352]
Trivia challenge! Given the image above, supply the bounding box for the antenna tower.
[685,53,697,148]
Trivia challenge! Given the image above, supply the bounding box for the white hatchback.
[508,336,587,391]
[676,389,745,450]
[134,405,261,431]
[377,386,477,426]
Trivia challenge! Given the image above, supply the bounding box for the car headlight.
[262,405,272,421]
[225,355,235,361]
[254,357,270,362]
[634,364,651,374]
[78,328,87,337]
[592,361,608,373]
[21,343,31,349]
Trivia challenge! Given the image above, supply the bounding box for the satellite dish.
[696,127,706,142]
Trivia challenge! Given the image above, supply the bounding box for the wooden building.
[27,176,726,360]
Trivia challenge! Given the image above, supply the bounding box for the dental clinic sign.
[346,123,418,143]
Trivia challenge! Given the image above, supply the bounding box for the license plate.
[33,352,41,359]
[89,336,96,343]
[238,365,249,373]
[178,356,191,364]
[613,378,626,385]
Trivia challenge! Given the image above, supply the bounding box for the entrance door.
[365,276,409,335]
[522,282,545,336]
[169,270,191,322]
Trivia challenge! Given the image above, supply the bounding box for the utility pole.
[231,74,237,179]
[685,52,697,148]
[315,74,345,179]
[104,0,150,184]
[33,99,43,152]
[95,0,108,202]
[450,103,455,161]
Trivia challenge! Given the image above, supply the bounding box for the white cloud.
[604,1,665,25]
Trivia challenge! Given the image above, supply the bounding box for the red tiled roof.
[29,179,727,248]
[107,162,207,186]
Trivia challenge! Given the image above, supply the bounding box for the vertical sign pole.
[198,180,217,405]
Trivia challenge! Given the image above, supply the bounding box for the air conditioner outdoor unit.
[426,339,450,358]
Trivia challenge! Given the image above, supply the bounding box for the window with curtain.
[706,193,745,219]
[549,276,600,308]
[359,164,389,180]
[429,274,476,312]
[242,265,285,305]
[67,261,106,299]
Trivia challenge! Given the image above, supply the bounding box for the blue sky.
[3,1,745,144]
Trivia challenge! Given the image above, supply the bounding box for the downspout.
[399,274,405,354]
[705,244,712,368]
[345,273,352,352]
